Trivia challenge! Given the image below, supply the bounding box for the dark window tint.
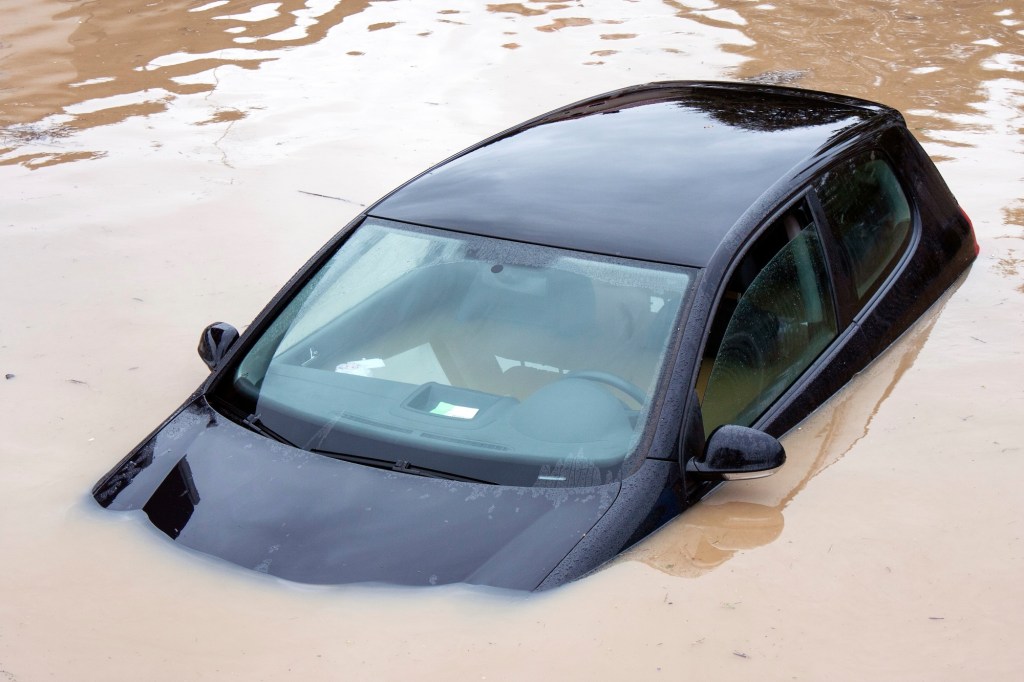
[700,206,838,434]
[817,152,912,306]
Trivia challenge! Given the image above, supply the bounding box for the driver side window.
[699,201,838,435]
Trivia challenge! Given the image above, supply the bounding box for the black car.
[93,81,977,590]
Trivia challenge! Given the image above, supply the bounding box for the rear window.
[816,152,912,307]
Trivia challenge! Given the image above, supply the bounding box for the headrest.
[456,264,596,337]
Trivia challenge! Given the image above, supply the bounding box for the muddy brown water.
[2,1,1023,679]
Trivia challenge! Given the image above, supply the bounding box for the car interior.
[698,200,838,435]
[229,223,692,483]
[817,156,913,304]
[697,154,913,437]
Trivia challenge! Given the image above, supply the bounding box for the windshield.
[213,218,695,487]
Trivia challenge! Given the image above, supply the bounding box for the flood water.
[2,0,1023,679]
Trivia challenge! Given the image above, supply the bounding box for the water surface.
[2,1,1022,679]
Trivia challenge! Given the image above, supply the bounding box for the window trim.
[693,189,843,436]
[810,146,922,326]
[805,189,856,328]
[684,135,926,456]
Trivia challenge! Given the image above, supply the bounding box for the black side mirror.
[686,424,785,480]
[197,322,239,372]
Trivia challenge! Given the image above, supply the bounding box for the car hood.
[93,398,620,590]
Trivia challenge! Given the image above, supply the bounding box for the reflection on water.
[674,0,1024,153]
[626,500,785,577]
[625,293,948,576]
[996,251,1024,293]
[2,0,1024,677]
[3,0,1018,168]
[0,0,371,166]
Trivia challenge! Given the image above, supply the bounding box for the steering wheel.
[564,370,647,405]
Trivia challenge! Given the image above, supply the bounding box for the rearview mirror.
[686,424,785,480]
[197,322,239,372]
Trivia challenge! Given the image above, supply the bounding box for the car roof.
[370,81,896,268]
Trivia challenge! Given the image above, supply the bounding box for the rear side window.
[816,152,912,307]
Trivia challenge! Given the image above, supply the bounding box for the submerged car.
[93,81,976,590]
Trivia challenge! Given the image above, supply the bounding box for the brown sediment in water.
[0,0,374,131]
[1,1,1023,679]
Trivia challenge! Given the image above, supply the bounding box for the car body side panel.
[538,458,681,589]
[758,125,974,437]
[652,118,899,469]
[696,124,975,440]
[91,83,976,591]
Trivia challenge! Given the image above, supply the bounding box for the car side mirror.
[686,424,785,480]
[197,322,239,372]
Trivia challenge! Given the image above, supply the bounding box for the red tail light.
[961,206,979,255]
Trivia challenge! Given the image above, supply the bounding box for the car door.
[695,146,918,441]
[697,196,841,437]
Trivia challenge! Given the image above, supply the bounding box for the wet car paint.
[6,1,1024,676]
[372,84,879,266]
[91,81,976,590]
[95,397,621,590]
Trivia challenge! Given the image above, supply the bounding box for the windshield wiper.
[392,459,494,484]
[240,413,297,448]
[311,449,492,484]
[231,409,490,483]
